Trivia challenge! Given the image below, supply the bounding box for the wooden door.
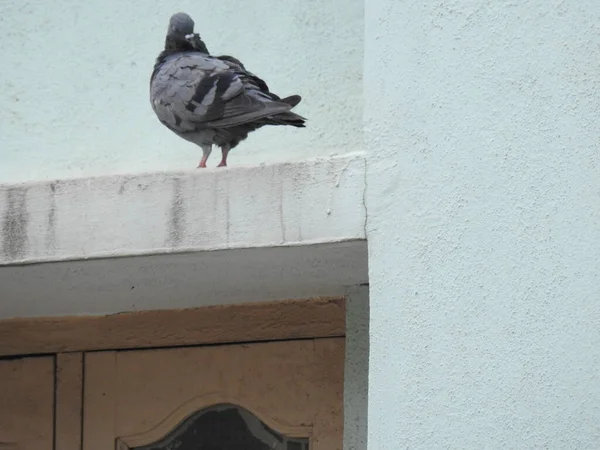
[82,338,344,450]
[0,356,54,450]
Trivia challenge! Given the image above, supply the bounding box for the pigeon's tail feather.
[265,110,306,128]
[205,102,292,128]
[281,95,302,108]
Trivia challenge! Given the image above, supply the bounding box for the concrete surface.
[0,154,366,265]
[0,0,363,183]
[365,1,600,448]
[0,154,367,318]
[0,240,368,319]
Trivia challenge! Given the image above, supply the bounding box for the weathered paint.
[0,155,368,319]
[0,154,366,266]
[1,187,29,260]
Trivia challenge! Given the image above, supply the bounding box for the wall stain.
[46,182,58,253]
[167,178,185,247]
[225,192,230,245]
[278,167,286,243]
[1,187,30,260]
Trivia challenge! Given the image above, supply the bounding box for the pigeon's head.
[161,12,209,54]
[167,12,195,38]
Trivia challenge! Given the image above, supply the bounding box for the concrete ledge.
[0,154,368,319]
[0,153,366,265]
[0,241,368,319]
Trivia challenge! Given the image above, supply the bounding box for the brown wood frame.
[114,392,312,450]
[86,338,344,450]
[0,297,345,357]
[56,353,84,450]
[0,356,55,450]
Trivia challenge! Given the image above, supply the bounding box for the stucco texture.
[0,0,363,183]
[365,1,600,448]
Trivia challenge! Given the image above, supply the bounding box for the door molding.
[0,297,345,357]
[116,394,312,450]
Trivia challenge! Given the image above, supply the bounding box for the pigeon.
[150,12,306,168]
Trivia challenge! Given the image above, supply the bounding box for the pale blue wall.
[0,0,363,183]
[365,1,600,448]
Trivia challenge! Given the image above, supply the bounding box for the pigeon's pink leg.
[198,145,212,168]
[217,145,230,167]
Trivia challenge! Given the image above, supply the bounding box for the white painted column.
[364,1,600,448]
[344,285,369,450]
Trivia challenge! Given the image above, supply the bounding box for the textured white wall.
[0,0,363,183]
[365,1,600,448]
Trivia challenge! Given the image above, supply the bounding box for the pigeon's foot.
[198,145,212,169]
[217,146,230,168]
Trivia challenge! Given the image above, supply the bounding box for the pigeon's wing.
[203,92,293,128]
[215,56,302,112]
[150,53,241,131]
[216,55,303,107]
[216,55,272,94]
[151,52,294,130]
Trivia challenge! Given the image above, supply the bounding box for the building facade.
[1,0,599,448]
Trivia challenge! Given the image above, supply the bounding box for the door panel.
[122,403,310,450]
[83,338,343,450]
[0,356,54,450]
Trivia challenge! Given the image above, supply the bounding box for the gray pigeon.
[150,12,306,168]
